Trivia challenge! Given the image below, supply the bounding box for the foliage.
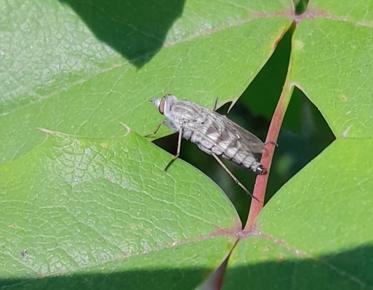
[0,0,372,289]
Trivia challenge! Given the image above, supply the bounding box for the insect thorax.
[164,100,206,131]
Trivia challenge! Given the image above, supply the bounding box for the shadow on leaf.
[1,245,372,290]
[58,0,186,67]
[223,244,373,290]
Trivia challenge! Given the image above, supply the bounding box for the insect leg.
[144,121,163,137]
[262,140,278,156]
[227,100,236,114]
[213,98,235,115]
[212,153,259,201]
[164,128,183,171]
[265,141,278,147]
[212,97,219,111]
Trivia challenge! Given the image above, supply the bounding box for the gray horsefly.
[150,95,266,199]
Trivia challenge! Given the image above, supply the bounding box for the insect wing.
[184,109,264,155]
[222,116,264,154]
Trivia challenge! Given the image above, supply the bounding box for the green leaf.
[0,130,239,289]
[224,1,373,289]
[290,0,373,137]
[1,0,295,288]
[224,139,373,289]
[5,0,372,289]
[0,0,292,163]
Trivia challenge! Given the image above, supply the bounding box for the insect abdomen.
[194,126,262,172]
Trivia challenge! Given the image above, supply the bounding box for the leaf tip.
[119,122,132,136]
[342,125,352,138]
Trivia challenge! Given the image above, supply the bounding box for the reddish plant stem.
[211,83,293,290]
[209,239,239,290]
[207,256,229,290]
[245,81,293,231]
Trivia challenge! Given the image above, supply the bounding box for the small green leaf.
[290,0,373,137]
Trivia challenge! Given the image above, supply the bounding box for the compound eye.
[158,98,166,114]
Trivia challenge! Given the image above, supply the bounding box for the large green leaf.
[224,1,373,289]
[0,0,293,289]
[0,0,291,163]
[0,130,239,289]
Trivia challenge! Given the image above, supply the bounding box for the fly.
[149,94,267,199]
